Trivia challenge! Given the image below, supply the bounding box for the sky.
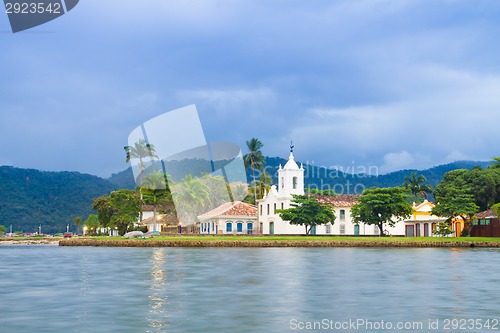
[1,0,500,177]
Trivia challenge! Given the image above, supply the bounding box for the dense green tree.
[0,224,6,235]
[432,186,479,234]
[243,138,265,204]
[84,214,100,236]
[92,190,142,235]
[403,172,433,203]
[492,203,500,217]
[277,194,336,235]
[490,157,500,169]
[433,221,454,237]
[351,187,413,236]
[435,167,499,212]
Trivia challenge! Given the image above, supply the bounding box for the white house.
[197,201,258,235]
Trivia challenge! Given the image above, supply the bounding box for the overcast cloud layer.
[1,0,499,177]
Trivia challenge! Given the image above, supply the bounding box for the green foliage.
[92,190,142,235]
[243,138,265,204]
[351,187,413,236]
[492,203,500,217]
[0,166,116,234]
[434,167,500,211]
[84,214,100,236]
[277,194,336,235]
[432,186,479,227]
[433,221,454,237]
[0,224,6,235]
[402,172,433,203]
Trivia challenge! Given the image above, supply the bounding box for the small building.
[140,213,179,233]
[197,201,257,235]
[403,200,449,237]
[470,209,500,237]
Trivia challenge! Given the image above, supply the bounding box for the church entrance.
[269,222,274,235]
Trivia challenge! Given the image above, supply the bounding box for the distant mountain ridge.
[0,159,491,234]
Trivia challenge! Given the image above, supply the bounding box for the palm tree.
[243,138,265,204]
[256,171,273,200]
[403,172,433,203]
[124,139,159,188]
[142,170,171,232]
[172,175,211,225]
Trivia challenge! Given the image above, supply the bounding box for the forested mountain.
[0,159,491,234]
[0,166,116,234]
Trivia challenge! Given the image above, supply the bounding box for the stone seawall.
[59,239,500,248]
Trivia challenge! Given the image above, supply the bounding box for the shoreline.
[58,238,500,248]
[0,238,61,245]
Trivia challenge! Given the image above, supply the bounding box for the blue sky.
[1,0,500,177]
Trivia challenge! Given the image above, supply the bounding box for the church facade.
[257,149,411,236]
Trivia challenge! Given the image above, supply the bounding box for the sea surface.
[1,246,500,333]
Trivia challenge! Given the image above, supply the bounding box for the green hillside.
[0,166,116,234]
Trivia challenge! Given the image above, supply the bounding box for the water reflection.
[147,248,168,332]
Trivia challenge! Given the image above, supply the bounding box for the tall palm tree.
[124,139,159,188]
[243,138,265,204]
[142,170,171,232]
[403,172,433,203]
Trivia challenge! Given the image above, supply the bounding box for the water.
[1,246,500,333]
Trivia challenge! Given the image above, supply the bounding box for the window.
[293,176,298,189]
[472,219,478,226]
[260,204,263,216]
[274,203,276,214]
[325,224,331,234]
[340,209,345,221]
[281,202,284,209]
[267,204,270,215]
[226,222,233,232]
[237,222,243,233]
[339,223,346,235]
[247,222,253,234]
[281,177,284,188]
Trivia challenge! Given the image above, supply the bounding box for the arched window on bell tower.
[292,176,298,189]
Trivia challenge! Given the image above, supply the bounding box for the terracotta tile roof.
[315,194,359,207]
[141,213,179,225]
[476,209,497,219]
[198,201,257,219]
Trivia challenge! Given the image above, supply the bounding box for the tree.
[351,187,413,236]
[172,174,211,224]
[0,224,6,235]
[142,170,171,231]
[277,194,336,235]
[92,190,142,235]
[432,186,479,235]
[84,214,100,236]
[73,216,83,236]
[490,157,500,169]
[492,203,500,217]
[403,172,433,203]
[433,221,454,237]
[243,138,265,204]
[124,139,159,196]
